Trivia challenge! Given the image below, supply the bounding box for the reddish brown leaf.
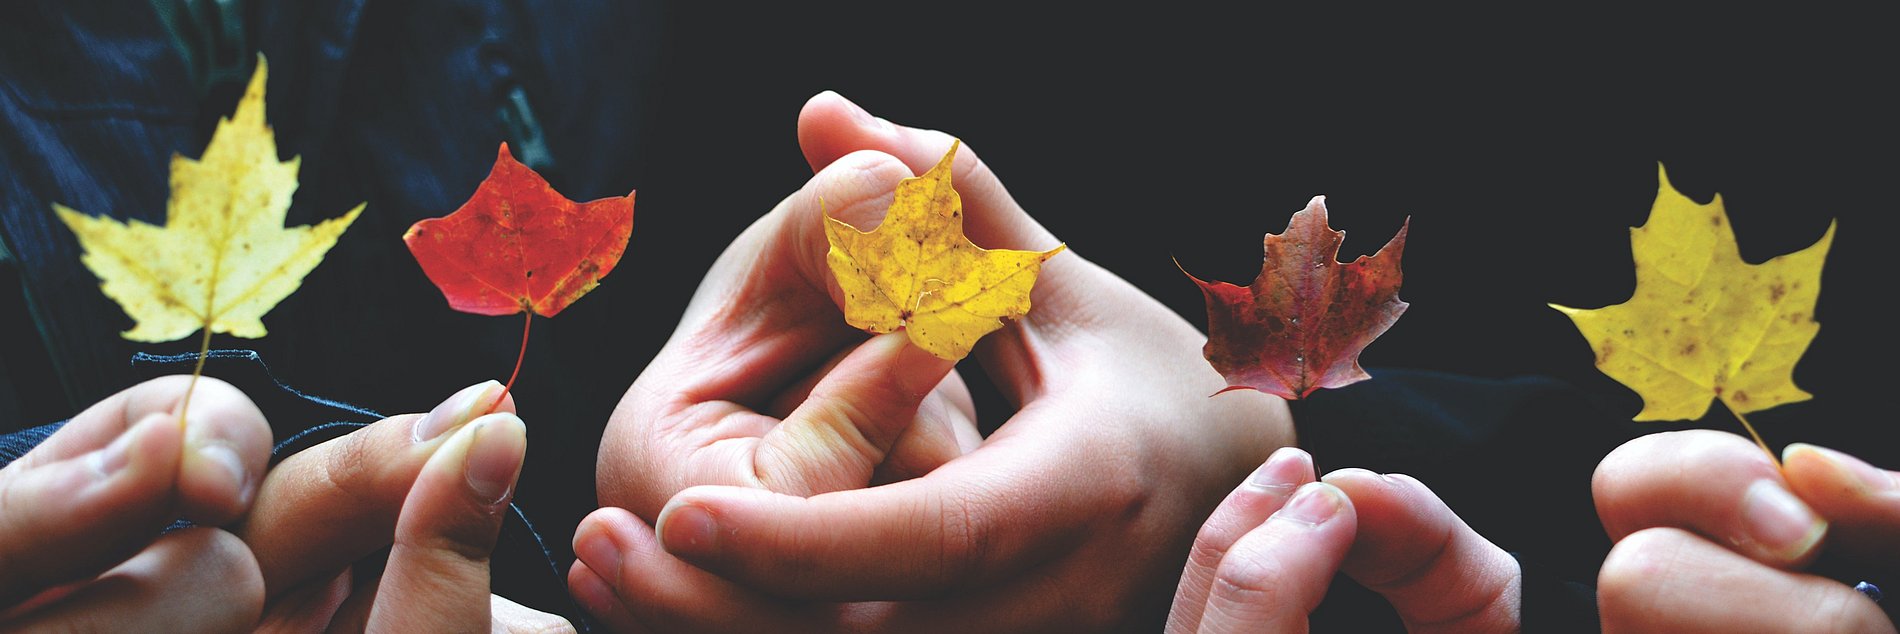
[1182,196,1408,399]
[404,144,635,317]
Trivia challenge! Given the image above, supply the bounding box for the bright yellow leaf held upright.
[824,141,1066,360]
[1552,165,1833,421]
[55,56,363,343]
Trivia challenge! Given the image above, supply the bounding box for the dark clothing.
[1,3,663,621]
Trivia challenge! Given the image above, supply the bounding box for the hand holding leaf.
[824,141,1065,360]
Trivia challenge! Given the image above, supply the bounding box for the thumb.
[367,412,528,632]
[1324,469,1522,634]
[754,332,956,495]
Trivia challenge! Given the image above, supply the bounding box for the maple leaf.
[1551,165,1833,426]
[1181,196,1409,400]
[55,56,363,345]
[404,143,635,401]
[824,141,1066,361]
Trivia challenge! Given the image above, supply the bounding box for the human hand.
[1166,447,1521,633]
[1593,430,1894,633]
[573,91,1288,632]
[238,381,570,633]
[0,376,271,632]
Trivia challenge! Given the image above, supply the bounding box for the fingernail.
[177,408,257,506]
[462,413,526,505]
[1273,482,1344,526]
[415,381,504,442]
[659,502,719,559]
[574,525,623,579]
[1245,447,1310,493]
[1740,479,1827,560]
[87,416,151,477]
[1787,443,1894,493]
[196,442,251,506]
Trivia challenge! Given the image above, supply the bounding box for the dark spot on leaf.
[1681,342,1697,356]
[1732,390,1749,403]
[1769,283,1785,301]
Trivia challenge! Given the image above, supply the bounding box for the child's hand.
[0,376,270,631]
[1166,447,1522,633]
[1593,430,1893,633]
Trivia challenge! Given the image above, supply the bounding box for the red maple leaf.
[404,143,635,403]
[1181,196,1408,399]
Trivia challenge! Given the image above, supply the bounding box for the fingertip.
[1785,443,1896,497]
[798,90,897,171]
[460,412,527,506]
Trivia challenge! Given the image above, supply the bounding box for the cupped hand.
[574,91,1288,632]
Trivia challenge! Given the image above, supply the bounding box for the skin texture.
[243,381,572,633]
[0,377,269,632]
[1165,448,1520,633]
[577,91,1289,632]
[1594,431,1894,633]
[0,377,567,632]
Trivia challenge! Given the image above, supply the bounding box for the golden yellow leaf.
[55,56,363,343]
[824,141,1066,360]
[1552,165,1833,421]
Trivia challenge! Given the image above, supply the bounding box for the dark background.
[4,3,1894,630]
[634,6,1894,461]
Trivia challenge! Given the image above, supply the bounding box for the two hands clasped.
[4,93,1894,632]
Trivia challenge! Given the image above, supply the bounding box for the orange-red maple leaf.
[405,144,634,317]
[1182,196,1408,399]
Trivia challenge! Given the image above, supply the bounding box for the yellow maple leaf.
[54,56,363,344]
[824,141,1066,360]
[1552,165,1833,423]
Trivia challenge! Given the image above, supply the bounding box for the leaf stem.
[1731,406,1780,468]
[490,311,531,414]
[178,326,213,431]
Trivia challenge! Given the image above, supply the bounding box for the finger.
[753,332,957,495]
[0,527,263,634]
[1783,443,1900,567]
[253,568,352,634]
[367,412,526,633]
[653,437,1120,602]
[4,375,270,525]
[235,380,511,599]
[870,381,983,485]
[1598,527,1893,634]
[491,594,576,634]
[1594,430,1827,566]
[1165,447,1315,632]
[571,507,833,633]
[1325,469,1522,634]
[1185,482,1356,633]
[762,341,979,487]
[796,91,1059,254]
[795,91,1153,404]
[0,412,182,606]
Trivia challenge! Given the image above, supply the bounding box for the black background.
[632,6,1895,461]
